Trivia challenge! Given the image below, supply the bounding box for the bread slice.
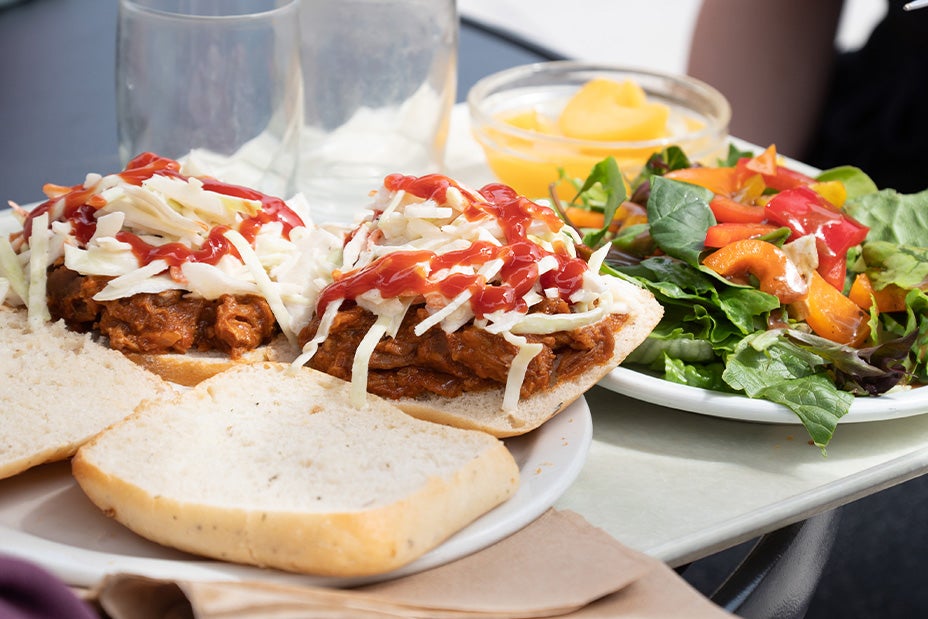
[72,362,520,577]
[125,334,299,387]
[393,280,664,437]
[0,306,170,480]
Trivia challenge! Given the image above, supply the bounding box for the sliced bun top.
[72,362,519,577]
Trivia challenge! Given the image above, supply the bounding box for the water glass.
[297,0,458,224]
[116,0,303,198]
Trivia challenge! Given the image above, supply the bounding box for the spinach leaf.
[630,146,693,187]
[572,157,626,248]
[646,176,715,266]
[609,222,654,257]
[717,143,755,167]
[783,328,908,395]
[716,286,781,335]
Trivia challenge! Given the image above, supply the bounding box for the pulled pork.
[45,264,277,358]
[298,299,626,400]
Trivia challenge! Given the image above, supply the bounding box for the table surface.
[4,0,928,575]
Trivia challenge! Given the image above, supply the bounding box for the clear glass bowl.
[467,61,731,199]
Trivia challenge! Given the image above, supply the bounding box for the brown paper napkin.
[92,509,734,619]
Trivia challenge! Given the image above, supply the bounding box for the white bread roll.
[0,306,169,480]
[72,362,520,577]
[393,279,664,437]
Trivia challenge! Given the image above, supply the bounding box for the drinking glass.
[297,0,458,224]
[116,0,303,198]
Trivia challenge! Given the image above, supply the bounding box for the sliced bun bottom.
[0,306,169,480]
[72,362,520,577]
[394,280,664,437]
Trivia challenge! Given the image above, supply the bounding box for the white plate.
[600,366,928,424]
[0,188,591,588]
[0,398,591,588]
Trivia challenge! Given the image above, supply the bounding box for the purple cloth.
[0,556,96,619]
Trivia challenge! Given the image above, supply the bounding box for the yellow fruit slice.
[500,108,558,134]
[558,78,670,142]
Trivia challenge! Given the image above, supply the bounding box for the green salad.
[555,145,928,450]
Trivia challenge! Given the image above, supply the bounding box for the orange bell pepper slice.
[563,202,648,232]
[563,206,605,230]
[790,270,870,347]
[848,273,908,313]
[743,144,779,176]
[704,223,782,248]
[664,166,749,196]
[702,238,808,304]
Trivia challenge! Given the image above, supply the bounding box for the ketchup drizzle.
[21,152,303,276]
[318,174,588,319]
[115,226,236,267]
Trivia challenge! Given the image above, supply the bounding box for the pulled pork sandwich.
[1,156,661,433]
[294,173,664,436]
[0,153,342,383]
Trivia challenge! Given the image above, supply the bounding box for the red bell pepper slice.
[759,165,818,192]
[764,186,869,290]
[735,145,816,191]
[708,195,767,224]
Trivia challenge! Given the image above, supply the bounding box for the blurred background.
[460,0,885,75]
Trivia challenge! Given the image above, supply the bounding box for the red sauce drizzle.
[477,183,564,243]
[117,151,182,185]
[318,174,588,319]
[384,173,460,204]
[22,185,103,244]
[21,152,304,276]
[115,226,236,267]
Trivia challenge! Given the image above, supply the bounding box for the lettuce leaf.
[663,356,727,391]
[758,375,852,451]
[815,166,878,201]
[861,241,928,291]
[900,289,928,383]
[722,331,854,450]
[844,188,928,246]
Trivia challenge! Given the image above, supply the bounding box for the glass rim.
[118,0,300,21]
